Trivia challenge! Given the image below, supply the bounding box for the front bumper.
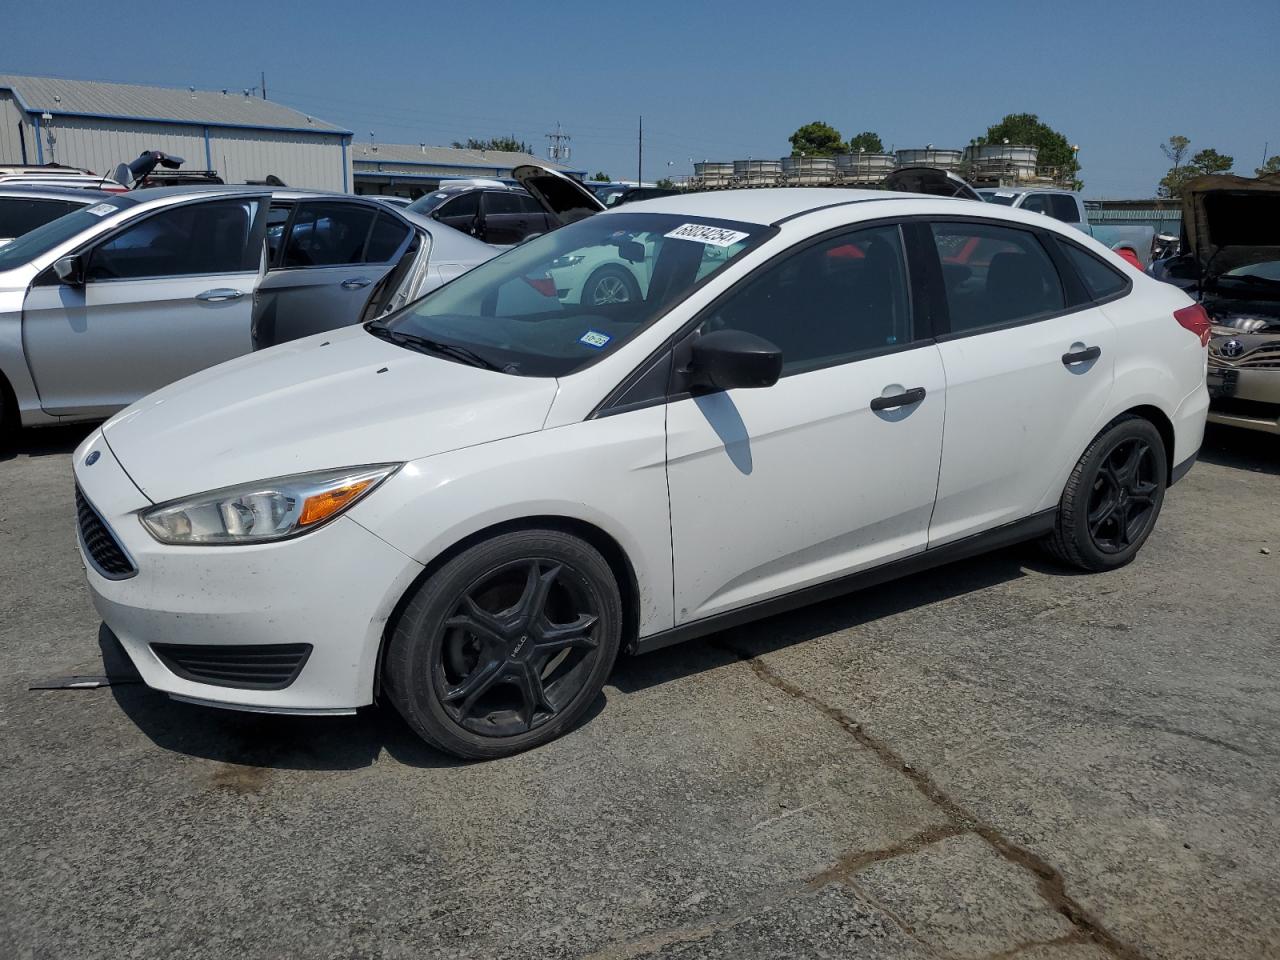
[73,431,424,712]
[1207,360,1280,434]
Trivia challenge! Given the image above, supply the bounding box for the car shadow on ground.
[97,626,605,771]
[98,546,1060,770]
[0,424,97,462]
[1198,423,1279,477]
[612,542,1053,695]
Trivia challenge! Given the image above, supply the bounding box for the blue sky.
[7,0,1277,197]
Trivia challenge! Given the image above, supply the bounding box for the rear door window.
[929,221,1066,334]
[364,211,411,263]
[282,202,376,267]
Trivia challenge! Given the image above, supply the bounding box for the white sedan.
[73,188,1210,759]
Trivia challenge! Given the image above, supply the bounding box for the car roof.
[605,188,965,226]
[0,184,115,201]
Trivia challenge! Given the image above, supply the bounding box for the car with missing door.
[73,187,1208,759]
[0,186,493,431]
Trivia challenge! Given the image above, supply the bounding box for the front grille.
[75,486,136,579]
[151,643,313,690]
[1240,344,1280,368]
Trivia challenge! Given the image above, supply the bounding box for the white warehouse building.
[0,73,352,191]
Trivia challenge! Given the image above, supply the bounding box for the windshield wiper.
[364,322,502,371]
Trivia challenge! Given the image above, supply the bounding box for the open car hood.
[512,165,606,226]
[883,167,982,201]
[1181,173,1280,279]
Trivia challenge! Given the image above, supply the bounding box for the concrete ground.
[1,423,1276,960]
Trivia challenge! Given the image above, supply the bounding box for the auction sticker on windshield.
[664,223,751,247]
[579,330,611,349]
[84,203,116,217]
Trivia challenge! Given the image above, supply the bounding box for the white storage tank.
[894,147,964,171]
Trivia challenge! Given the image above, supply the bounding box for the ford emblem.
[84,450,100,466]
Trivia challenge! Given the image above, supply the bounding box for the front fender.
[347,408,675,639]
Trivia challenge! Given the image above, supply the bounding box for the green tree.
[655,177,675,189]
[1159,142,1234,198]
[978,113,1081,189]
[788,121,844,157]
[845,130,884,153]
[451,136,534,154]
[1257,155,1280,177]
[591,171,611,182]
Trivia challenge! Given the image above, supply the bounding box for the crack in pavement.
[806,823,966,889]
[713,639,1152,960]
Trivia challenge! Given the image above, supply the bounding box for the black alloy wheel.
[1044,414,1168,571]
[1085,437,1160,554]
[384,530,622,759]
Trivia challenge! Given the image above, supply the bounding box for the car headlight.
[550,254,585,269]
[140,464,400,545]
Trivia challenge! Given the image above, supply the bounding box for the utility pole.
[637,115,643,186]
[546,123,572,163]
[261,71,267,100]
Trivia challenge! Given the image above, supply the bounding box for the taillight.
[1174,304,1211,346]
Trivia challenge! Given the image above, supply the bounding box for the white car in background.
[74,186,1208,759]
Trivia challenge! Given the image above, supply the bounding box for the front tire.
[1044,415,1168,571]
[383,529,622,759]
[580,265,640,306]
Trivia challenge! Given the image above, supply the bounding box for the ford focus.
[73,186,1209,758]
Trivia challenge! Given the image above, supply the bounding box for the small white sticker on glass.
[664,223,750,248]
[84,203,116,217]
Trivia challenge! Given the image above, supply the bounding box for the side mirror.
[689,329,782,391]
[53,255,86,286]
[617,239,645,263]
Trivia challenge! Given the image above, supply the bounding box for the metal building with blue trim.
[0,73,354,192]
[350,141,586,198]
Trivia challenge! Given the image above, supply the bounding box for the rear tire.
[1044,415,1168,571]
[383,529,622,760]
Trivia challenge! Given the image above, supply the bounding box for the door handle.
[870,386,927,411]
[1061,345,1102,366]
[340,277,373,290]
[195,288,244,302]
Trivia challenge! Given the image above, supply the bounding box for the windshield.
[377,212,772,377]
[0,195,135,271]
[979,191,1019,206]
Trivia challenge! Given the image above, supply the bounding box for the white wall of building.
[0,96,349,191]
[0,92,37,165]
[211,128,348,191]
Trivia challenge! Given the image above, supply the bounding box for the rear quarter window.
[1057,241,1130,301]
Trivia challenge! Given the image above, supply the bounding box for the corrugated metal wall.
[0,92,36,164]
[211,128,347,191]
[356,161,511,178]
[0,102,348,191]
[41,116,205,176]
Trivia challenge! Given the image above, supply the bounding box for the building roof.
[0,73,350,135]
[349,141,576,172]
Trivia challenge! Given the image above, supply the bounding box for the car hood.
[1181,173,1280,279]
[102,324,560,504]
[513,165,606,226]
